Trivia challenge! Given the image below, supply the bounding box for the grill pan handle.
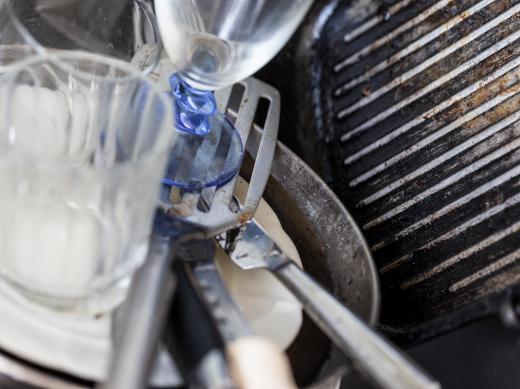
[274,262,441,389]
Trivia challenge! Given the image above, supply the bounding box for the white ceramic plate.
[0,279,180,386]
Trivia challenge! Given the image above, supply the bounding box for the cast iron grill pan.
[259,0,520,343]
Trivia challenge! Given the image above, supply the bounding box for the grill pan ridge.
[259,0,520,343]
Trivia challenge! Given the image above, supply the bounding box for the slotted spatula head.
[159,76,281,236]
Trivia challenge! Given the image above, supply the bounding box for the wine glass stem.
[169,73,217,136]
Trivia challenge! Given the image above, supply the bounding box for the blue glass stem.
[168,74,217,136]
[163,73,244,190]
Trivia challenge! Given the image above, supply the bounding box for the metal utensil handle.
[274,262,440,389]
[101,233,176,389]
[103,211,205,389]
[168,260,233,388]
[191,262,254,342]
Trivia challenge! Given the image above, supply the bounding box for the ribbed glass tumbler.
[0,52,174,313]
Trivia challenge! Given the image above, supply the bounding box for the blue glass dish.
[162,74,243,190]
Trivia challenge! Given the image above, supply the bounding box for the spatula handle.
[274,262,440,389]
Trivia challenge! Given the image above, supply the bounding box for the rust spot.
[458,92,520,137]
[362,86,372,97]
[169,187,182,204]
[423,68,520,125]
[459,10,470,21]
[237,211,253,224]
[502,78,520,95]
[489,0,509,14]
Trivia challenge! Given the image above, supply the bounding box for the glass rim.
[0,50,175,164]
[4,0,163,75]
[1,50,168,96]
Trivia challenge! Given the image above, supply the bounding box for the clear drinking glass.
[154,0,313,190]
[0,45,32,73]
[0,52,173,312]
[3,0,161,75]
[0,0,35,69]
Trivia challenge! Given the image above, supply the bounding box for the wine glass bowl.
[156,0,313,190]
[155,0,314,90]
[3,0,162,74]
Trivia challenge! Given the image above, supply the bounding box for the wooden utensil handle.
[227,337,297,389]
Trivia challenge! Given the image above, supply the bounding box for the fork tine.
[215,86,233,113]
[233,79,257,142]
[181,89,234,224]
[242,81,280,216]
[214,79,260,206]
[184,121,226,186]
[185,78,280,233]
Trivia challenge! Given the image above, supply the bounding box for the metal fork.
[221,196,440,389]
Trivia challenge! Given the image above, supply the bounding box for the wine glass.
[155,0,313,190]
[2,0,162,75]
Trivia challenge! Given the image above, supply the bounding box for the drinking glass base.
[0,273,131,316]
